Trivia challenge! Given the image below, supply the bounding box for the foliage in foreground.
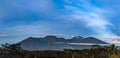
[0,43,120,58]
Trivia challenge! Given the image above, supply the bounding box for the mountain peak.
[44,35,57,39]
[72,36,84,39]
[25,37,35,41]
[85,37,97,39]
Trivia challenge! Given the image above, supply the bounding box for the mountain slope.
[19,35,108,50]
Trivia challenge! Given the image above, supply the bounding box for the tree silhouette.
[1,43,24,58]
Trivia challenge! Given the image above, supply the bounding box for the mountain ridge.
[18,35,108,50]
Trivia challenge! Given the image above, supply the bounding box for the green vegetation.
[0,43,120,58]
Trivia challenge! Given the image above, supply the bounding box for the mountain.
[67,36,83,43]
[18,35,108,51]
[80,37,107,44]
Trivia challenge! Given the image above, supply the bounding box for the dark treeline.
[0,43,120,58]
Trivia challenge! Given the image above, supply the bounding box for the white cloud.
[63,0,120,43]
[0,34,7,37]
[0,0,119,44]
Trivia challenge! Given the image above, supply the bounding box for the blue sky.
[0,0,120,44]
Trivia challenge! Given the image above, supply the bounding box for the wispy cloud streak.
[63,0,120,42]
[0,34,7,37]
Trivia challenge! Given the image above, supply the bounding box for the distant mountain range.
[18,35,109,51]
